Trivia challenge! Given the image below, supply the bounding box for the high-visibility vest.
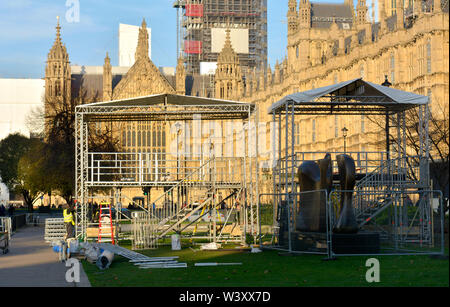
[63,209,75,225]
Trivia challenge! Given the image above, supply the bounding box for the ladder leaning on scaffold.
[98,202,115,245]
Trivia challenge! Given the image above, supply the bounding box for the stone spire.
[214,28,243,100]
[45,16,71,103]
[274,61,281,84]
[252,67,258,94]
[356,0,369,25]
[379,0,387,32]
[372,0,376,23]
[45,16,72,139]
[298,0,311,28]
[267,64,272,86]
[259,64,265,91]
[396,0,404,29]
[135,18,150,62]
[103,52,112,101]
[287,0,299,34]
[176,56,186,95]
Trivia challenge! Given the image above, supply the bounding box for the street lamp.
[382,75,392,160]
[342,127,348,153]
[382,75,392,87]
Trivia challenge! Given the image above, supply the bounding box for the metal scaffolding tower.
[174,0,268,75]
[75,94,259,248]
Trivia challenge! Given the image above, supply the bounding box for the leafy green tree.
[0,134,47,211]
[17,141,48,211]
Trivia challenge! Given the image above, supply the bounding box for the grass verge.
[82,244,449,287]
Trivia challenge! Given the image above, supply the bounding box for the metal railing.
[259,189,444,257]
[86,152,244,188]
[0,217,12,241]
[328,189,444,256]
[354,156,424,222]
[274,151,389,188]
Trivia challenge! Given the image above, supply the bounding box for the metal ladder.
[98,202,115,244]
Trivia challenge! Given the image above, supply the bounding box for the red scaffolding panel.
[186,4,204,17]
[185,40,202,54]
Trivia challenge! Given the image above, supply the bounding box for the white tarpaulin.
[211,28,249,54]
[268,78,428,114]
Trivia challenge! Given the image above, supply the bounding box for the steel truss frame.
[75,95,259,246]
[268,85,438,256]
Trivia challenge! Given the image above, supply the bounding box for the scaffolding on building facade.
[174,0,268,75]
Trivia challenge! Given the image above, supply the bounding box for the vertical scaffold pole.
[285,102,292,252]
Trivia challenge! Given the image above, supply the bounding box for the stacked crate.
[44,218,66,243]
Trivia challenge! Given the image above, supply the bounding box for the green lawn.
[82,244,449,287]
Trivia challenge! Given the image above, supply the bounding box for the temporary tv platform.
[75,94,259,249]
[267,78,445,257]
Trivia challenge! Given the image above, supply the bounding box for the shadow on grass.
[82,244,449,287]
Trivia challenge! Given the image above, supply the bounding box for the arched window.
[294,123,300,145]
[152,129,157,147]
[296,45,299,58]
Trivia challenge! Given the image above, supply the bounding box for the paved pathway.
[0,225,91,287]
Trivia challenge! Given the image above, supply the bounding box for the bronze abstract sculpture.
[296,161,321,232]
[295,153,358,234]
[333,154,358,234]
[317,153,333,232]
[296,153,332,233]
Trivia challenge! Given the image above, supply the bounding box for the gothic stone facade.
[232,0,448,157]
[44,2,449,199]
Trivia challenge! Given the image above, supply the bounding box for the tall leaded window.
[295,123,300,145]
[426,40,432,74]
[312,119,316,142]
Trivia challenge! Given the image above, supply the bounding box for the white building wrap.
[211,28,249,54]
[0,79,45,141]
[119,23,152,67]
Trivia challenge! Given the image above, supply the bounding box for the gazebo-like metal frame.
[75,94,260,246]
[267,79,444,256]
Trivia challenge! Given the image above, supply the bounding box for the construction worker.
[63,202,76,240]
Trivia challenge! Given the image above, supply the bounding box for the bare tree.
[32,86,121,203]
[368,103,449,212]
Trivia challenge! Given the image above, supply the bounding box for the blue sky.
[0,0,375,78]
